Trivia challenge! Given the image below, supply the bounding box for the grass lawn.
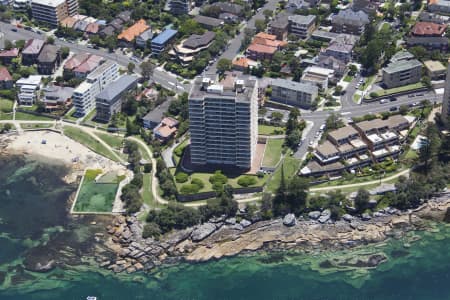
[21,123,53,129]
[0,99,13,113]
[258,124,285,135]
[14,112,54,121]
[95,132,124,149]
[141,173,163,209]
[173,139,189,165]
[73,169,119,213]
[359,75,376,91]
[262,138,284,167]
[63,107,79,122]
[405,148,418,160]
[343,74,353,82]
[63,126,119,162]
[353,94,361,103]
[267,156,301,192]
[368,83,425,98]
[0,112,13,120]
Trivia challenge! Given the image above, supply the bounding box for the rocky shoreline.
[99,193,450,274]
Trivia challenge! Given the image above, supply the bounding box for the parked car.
[389,106,398,112]
[389,97,397,102]
[380,99,387,104]
[11,28,17,32]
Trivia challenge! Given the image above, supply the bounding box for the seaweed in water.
[257,253,286,264]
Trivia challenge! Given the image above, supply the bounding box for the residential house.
[153,117,179,142]
[211,2,244,16]
[321,35,355,63]
[151,29,178,56]
[351,0,378,16]
[219,12,239,24]
[143,99,173,129]
[118,19,150,46]
[382,50,422,89]
[270,78,318,109]
[411,21,447,37]
[317,56,347,77]
[73,19,89,32]
[136,87,158,102]
[22,39,45,65]
[99,25,116,38]
[418,11,448,24]
[95,75,138,122]
[117,10,132,23]
[246,32,287,61]
[331,9,369,35]
[37,44,60,75]
[232,56,259,71]
[170,31,215,66]
[73,55,104,78]
[406,36,448,50]
[136,28,153,48]
[85,22,100,35]
[60,16,77,28]
[194,15,224,29]
[286,0,311,12]
[288,15,316,39]
[269,13,290,41]
[16,75,42,106]
[41,85,73,110]
[424,60,446,80]
[428,0,450,14]
[0,67,13,89]
[0,48,19,64]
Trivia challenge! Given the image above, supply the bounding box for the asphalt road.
[0,21,140,73]
[208,0,281,74]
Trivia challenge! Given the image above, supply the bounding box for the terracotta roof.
[233,57,250,68]
[411,22,447,36]
[22,39,45,55]
[0,48,19,58]
[85,23,100,34]
[161,117,179,128]
[61,16,77,28]
[247,43,277,54]
[74,55,104,74]
[118,19,150,42]
[64,53,91,70]
[255,32,277,40]
[0,67,12,81]
[154,123,177,138]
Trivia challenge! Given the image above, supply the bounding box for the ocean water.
[1,155,450,300]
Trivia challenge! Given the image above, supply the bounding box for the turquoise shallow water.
[1,156,450,300]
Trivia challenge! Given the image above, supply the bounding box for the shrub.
[191,178,204,189]
[237,175,257,187]
[369,92,378,98]
[180,183,200,194]
[175,172,189,183]
[143,163,152,173]
[142,222,161,239]
[209,170,228,185]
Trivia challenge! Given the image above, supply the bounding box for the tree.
[271,111,283,123]
[217,58,232,74]
[127,62,135,73]
[260,193,273,220]
[46,36,55,44]
[141,61,155,79]
[254,19,267,33]
[334,85,343,96]
[399,104,409,115]
[60,46,70,59]
[354,188,370,214]
[418,123,441,174]
[325,113,344,130]
[237,175,257,187]
[348,64,357,76]
[142,222,161,239]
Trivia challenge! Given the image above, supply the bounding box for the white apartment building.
[188,76,258,170]
[31,0,68,26]
[270,78,318,109]
[73,60,119,116]
[16,75,42,106]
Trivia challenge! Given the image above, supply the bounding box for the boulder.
[33,260,55,273]
[308,211,321,220]
[240,219,252,228]
[373,212,385,218]
[283,214,297,227]
[318,215,330,224]
[191,223,217,242]
[361,213,372,221]
[368,199,378,208]
[225,218,236,225]
[232,224,244,231]
[342,214,354,222]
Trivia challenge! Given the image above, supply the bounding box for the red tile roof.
[247,43,277,54]
[64,53,91,70]
[85,23,100,34]
[255,32,277,40]
[118,19,150,42]
[0,48,19,58]
[74,55,104,74]
[411,22,447,36]
[0,67,12,81]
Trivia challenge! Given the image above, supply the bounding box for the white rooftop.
[367,133,383,144]
[74,81,92,94]
[32,0,66,7]
[380,131,397,140]
[373,148,389,157]
[389,145,401,153]
[350,138,367,149]
[304,66,334,77]
[16,75,42,86]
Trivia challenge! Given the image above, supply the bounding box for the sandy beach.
[1,131,127,182]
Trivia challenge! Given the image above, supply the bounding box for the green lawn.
[14,112,54,121]
[95,132,124,149]
[63,107,79,121]
[0,99,13,113]
[63,126,119,162]
[258,124,285,135]
[0,112,13,120]
[262,138,284,167]
[173,139,189,165]
[267,156,301,192]
[359,75,376,91]
[343,75,353,82]
[368,83,425,98]
[353,94,361,103]
[73,169,119,213]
